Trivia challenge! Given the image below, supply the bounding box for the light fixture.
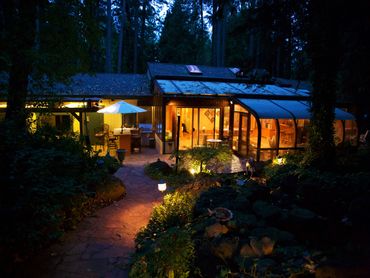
[277,155,283,165]
[158,180,167,193]
[190,168,196,175]
[230,100,233,104]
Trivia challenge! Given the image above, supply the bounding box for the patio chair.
[94,127,105,151]
[131,128,141,153]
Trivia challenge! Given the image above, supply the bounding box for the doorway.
[177,107,220,149]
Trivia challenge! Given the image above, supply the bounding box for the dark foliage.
[0,121,119,274]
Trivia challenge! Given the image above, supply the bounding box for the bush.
[0,122,117,271]
[176,146,232,174]
[130,227,195,278]
[135,192,195,247]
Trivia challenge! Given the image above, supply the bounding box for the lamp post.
[176,111,180,172]
[158,180,167,195]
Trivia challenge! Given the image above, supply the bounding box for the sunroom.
[232,98,357,161]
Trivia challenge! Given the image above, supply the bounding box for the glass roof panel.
[172,80,214,95]
[238,99,292,118]
[271,100,310,119]
[201,81,240,95]
[156,80,180,94]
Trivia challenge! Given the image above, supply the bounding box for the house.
[0,63,357,161]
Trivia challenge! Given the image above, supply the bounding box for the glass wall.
[334,120,344,145]
[165,106,222,150]
[259,119,278,160]
[232,112,240,151]
[344,120,358,145]
[296,119,310,147]
[279,119,296,148]
[248,114,258,158]
[223,106,230,139]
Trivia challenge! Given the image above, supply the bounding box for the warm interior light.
[158,180,167,192]
[63,102,87,108]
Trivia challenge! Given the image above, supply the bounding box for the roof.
[156,80,310,99]
[47,73,150,97]
[237,98,355,120]
[1,73,151,98]
[148,62,245,82]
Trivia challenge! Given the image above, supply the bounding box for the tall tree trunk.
[139,0,148,72]
[105,0,112,73]
[133,2,139,73]
[4,0,37,127]
[306,0,340,168]
[117,0,126,73]
[212,1,227,67]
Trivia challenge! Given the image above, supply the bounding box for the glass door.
[239,113,248,156]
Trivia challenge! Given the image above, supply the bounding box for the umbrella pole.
[121,114,124,133]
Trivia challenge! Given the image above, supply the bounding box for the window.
[186,65,202,74]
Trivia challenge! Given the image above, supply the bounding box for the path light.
[158,180,167,193]
[277,155,284,165]
[190,168,196,175]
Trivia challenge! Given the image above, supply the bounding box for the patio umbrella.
[97,100,146,129]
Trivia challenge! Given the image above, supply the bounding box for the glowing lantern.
[158,180,167,193]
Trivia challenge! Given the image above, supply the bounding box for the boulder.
[240,237,275,257]
[251,227,295,244]
[211,237,239,261]
[205,222,229,238]
[253,200,281,219]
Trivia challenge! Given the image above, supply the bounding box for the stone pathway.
[25,149,167,278]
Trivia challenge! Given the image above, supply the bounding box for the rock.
[253,200,281,219]
[289,207,316,220]
[240,243,256,257]
[240,237,275,257]
[211,237,239,261]
[255,258,277,273]
[205,223,229,238]
[251,227,295,244]
[235,213,258,228]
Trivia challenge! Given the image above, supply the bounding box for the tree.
[158,0,209,64]
[105,0,113,72]
[2,0,37,125]
[1,0,102,127]
[305,0,341,168]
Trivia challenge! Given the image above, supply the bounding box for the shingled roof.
[48,73,150,97]
[0,73,151,98]
[147,62,240,82]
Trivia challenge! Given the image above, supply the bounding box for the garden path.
[26,148,169,278]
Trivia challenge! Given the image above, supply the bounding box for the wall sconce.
[158,179,167,193]
[230,100,233,104]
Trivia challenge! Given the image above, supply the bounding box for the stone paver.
[24,148,169,278]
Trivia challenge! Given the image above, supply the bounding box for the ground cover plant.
[131,147,370,277]
[0,122,123,275]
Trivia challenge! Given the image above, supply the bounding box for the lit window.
[186,65,202,74]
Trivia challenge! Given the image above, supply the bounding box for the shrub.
[135,192,195,247]
[0,122,116,270]
[130,227,195,278]
[176,146,232,174]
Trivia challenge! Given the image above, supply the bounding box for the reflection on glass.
[334,120,344,145]
[296,119,310,147]
[344,120,358,145]
[233,113,240,151]
[260,119,277,148]
[249,114,258,148]
[279,119,295,147]
[223,106,230,138]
